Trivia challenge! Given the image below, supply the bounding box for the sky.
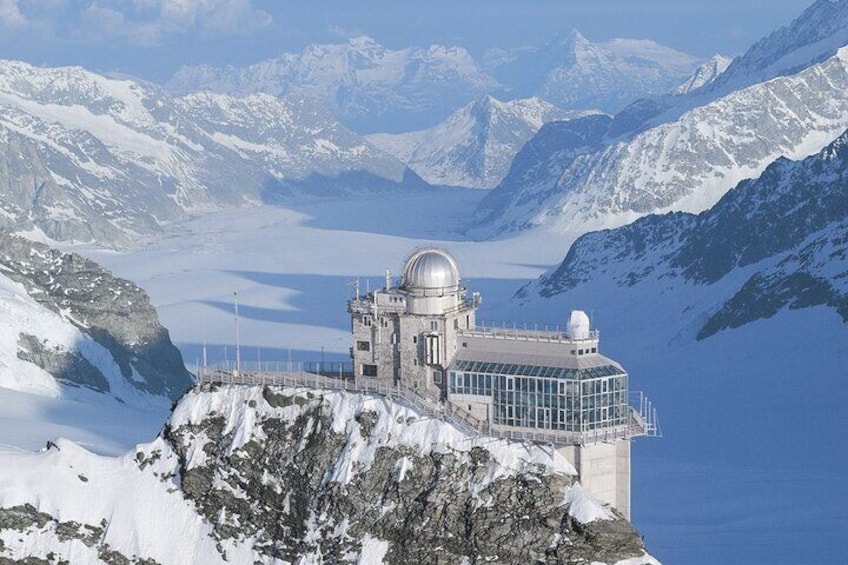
[0,0,816,83]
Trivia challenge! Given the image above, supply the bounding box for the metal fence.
[196,366,660,445]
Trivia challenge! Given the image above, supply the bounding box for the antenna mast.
[234,291,241,377]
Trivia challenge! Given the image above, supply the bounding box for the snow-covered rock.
[527,127,848,337]
[0,232,192,401]
[0,60,425,245]
[367,96,596,189]
[671,54,733,95]
[0,384,659,564]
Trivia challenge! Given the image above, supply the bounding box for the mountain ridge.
[529,127,848,338]
[367,96,596,189]
[0,58,426,246]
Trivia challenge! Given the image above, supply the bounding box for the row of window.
[493,404,628,431]
[449,370,630,431]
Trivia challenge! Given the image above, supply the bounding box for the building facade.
[348,247,652,518]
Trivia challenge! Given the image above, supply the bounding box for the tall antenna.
[234,291,241,377]
[385,269,391,291]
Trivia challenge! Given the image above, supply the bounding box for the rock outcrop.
[0,384,658,564]
[0,232,192,399]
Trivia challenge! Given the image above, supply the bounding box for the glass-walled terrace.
[448,359,629,432]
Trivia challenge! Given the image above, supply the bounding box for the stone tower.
[348,247,479,399]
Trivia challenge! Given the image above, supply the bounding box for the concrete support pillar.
[557,439,631,520]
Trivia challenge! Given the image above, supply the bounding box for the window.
[433,370,443,384]
[362,364,378,377]
[357,341,370,352]
[363,316,371,327]
[413,335,418,344]
[430,320,439,331]
[462,342,468,348]
[591,347,597,353]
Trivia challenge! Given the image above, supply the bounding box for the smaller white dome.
[402,248,461,292]
[566,310,591,340]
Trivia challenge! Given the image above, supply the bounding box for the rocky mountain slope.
[706,0,848,100]
[0,60,424,246]
[0,232,191,401]
[0,384,658,564]
[474,42,848,239]
[474,1,848,240]
[367,96,594,189]
[528,127,848,338]
[610,0,848,140]
[487,30,700,114]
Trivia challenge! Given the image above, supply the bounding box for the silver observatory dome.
[402,247,461,292]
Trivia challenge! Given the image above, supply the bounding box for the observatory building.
[348,247,656,519]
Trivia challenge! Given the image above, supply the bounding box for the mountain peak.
[347,34,380,48]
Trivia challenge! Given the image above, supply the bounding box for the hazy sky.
[0,0,815,82]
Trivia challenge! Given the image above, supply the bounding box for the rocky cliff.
[0,232,192,400]
[0,384,658,564]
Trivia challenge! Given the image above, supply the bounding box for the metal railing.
[196,366,659,445]
[459,324,600,344]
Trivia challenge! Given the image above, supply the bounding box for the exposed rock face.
[0,232,192,399]
[528,128,848,339]
[0,385,657,564]
[166,385,654,564]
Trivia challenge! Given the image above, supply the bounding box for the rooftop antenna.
[385,269,391,291]
[355,278,360,300]
[234,291,241,377]
[202,339,207,377]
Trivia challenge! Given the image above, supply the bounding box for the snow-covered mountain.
[707,0,848,98]
[0,232,191,454]
[168,35,498,133]
[671,54,733,95]
[612,0,848,140]
[530,127,848,333]
[169,32,700,133]
[474,39,848,239]
[0,384,658,564]
[0,60,425,246]
[366,96,595,189]
[486,30,701,114]
[0,233,192,401]
[510,128,848,565]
